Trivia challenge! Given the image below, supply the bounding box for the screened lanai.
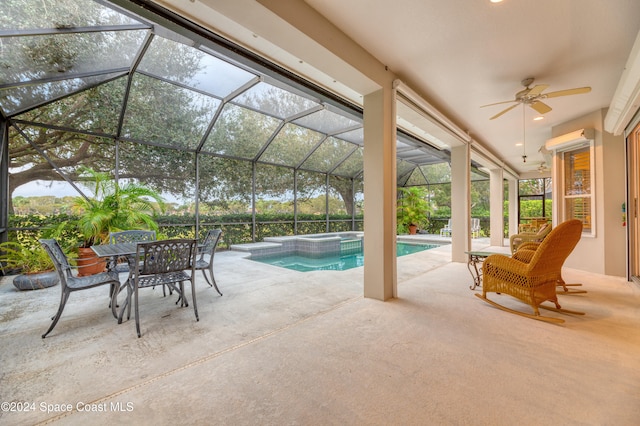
[0,0,490,247]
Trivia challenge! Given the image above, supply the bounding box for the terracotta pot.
[13,271,59,291]
[76,247,106,276]
[409,224,418,235]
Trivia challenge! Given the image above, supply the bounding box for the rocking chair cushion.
[509,223,552,253]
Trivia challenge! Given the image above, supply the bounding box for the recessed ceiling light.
[515,142,523,146]
[533,116,544,121]
[490,0,504,3]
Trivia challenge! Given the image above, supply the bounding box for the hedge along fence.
[5,213,365,252]
[5,214,498,256]
[158,213,364,247]
[5,214,82,248]
[5,214,495,245]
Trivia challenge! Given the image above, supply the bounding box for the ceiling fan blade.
[490,103,519,120]
[525,84,549,97]
[480,99,517,108]
[529,100,552,115]
[544,87,591,98]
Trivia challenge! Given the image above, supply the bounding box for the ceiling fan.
[521,161,550,174]
[535,162,550,174]
[481,77,591,120]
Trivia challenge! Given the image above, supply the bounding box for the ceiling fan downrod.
[522,104,527,163]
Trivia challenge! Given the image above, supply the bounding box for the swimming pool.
[251,241,440,272]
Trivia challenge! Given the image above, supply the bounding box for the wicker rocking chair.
[514,240,587,294]
[476,219,585,324]
[509,222,552,254]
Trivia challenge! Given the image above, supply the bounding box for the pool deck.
[396,233,453,244]
[4,235,637,425]
[0,236,640,426]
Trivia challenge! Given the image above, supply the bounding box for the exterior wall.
[552,109,626,276]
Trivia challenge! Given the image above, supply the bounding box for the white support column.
[363,85,397,300]
[489,168,505,246]
[451,144,471,262]
[508,178,518,236]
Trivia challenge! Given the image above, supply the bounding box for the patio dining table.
[91,242,138,270]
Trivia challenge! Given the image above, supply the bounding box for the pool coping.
[230,232,450,259]
[230,232,363,259]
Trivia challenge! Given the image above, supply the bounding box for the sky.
[12,180,184,204]
[12,180,79,198]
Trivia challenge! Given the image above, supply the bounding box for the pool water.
[251,242,439,272]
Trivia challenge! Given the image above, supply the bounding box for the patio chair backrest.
[527,220,583,275]
[199,229,222,260]
[39,239,73,279]
[471,218,481,237]
[109,230,156,244]
[136,239,196,276]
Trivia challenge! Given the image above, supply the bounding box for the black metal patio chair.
[195,229,223,296]
[108,230,156,273]
[39,239,121,338]
[124,239,198,337]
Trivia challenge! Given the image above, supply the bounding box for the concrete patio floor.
[1,238,639,425]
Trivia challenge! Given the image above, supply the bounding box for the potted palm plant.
[71,168,166,275]
[397,186,431,235]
